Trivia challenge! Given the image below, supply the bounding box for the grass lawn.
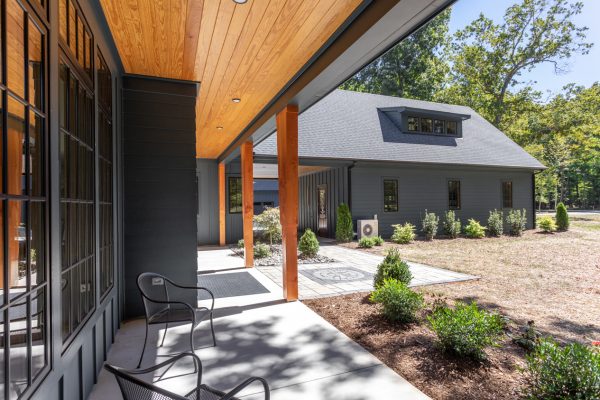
[304,212,600,400]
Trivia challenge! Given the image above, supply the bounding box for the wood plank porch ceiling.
[99,0,363,158]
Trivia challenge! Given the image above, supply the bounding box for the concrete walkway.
[89,248,430,399]
[258,243,476,299]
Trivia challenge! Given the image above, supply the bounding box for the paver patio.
[89,246,431,399]
[257,242,477,299]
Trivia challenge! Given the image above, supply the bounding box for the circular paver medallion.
[311,268,369,282]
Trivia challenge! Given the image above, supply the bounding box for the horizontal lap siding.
[351,164,533,238]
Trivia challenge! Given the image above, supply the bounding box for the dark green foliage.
[335,203,354,243]
[372,236,384,246]
[298,229,319,257]
[487,210,504,237]
[358,237,375,248]
[428,301,505,360]
[442,210,461,238]
[555,202,570,231]
[254,243,271,259]
[237,239,244,249]
[370,279,424,323]
[523,338,600,399]
[506,209,527,236]
[373,248,412,288]
[422,210,439,240]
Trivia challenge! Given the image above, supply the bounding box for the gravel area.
[231,244,336,266]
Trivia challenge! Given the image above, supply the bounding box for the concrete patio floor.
[89,251,430,399]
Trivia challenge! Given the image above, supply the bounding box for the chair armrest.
[106,352,203,385]
[220,377,270,400]
[168,281,216,311]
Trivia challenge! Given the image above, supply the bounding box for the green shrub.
[422,210,439,241]
[464,219,486,238]
[391,223,416,244]
[487,209,504,237]
[537,216,557,233]
[335,203,354,242]
[523,338,600,399]
[507,209,527,236]
[373,248,412,288]
[254,243,271,259]
[370,279,423,323]
[428,301,505,360]
[237,239,244,249]
[298,229,319,257]
[253,207,281,244]
[442,210,461,238]
[372,236,384,246]
[358,237,375,248]
[555,202,570,231]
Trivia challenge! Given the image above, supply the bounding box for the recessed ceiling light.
[232,97,241,103]
[232,0,247,4]
[216,126,223,130]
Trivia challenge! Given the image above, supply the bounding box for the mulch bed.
[304,292,529,400]
[230,244,336,266]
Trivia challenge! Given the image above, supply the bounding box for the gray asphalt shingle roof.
[254,89,544,170]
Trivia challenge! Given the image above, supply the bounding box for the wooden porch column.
[241,141,254,267]
[276,105,299,301]
[218,162,226,246]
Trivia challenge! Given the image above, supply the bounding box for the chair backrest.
[137,273,170,320]
[104,364,188,400]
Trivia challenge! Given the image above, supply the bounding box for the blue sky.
[448,0,599,97]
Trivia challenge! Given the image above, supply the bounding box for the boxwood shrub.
[358,237,375,248]
[298,228,319,257]
[523,338,600,399]
[373,248,412,288]
[370,279,424,323]
[428,301,505,360]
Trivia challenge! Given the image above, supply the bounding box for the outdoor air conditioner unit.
[357,219,378,240]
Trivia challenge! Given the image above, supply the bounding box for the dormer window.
[407,116,419,132]
[421,118,433,133]
[434,119,444,134]
[447,121,457,135]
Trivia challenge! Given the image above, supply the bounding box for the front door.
[317,185,327,236]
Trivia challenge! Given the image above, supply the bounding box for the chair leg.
[209,313,217,347]
[160,322,169,347]
[137,322,149,368]
[189,323,195,354]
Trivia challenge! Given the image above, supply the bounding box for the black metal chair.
[105,352,270,400]
[137,272,217,368]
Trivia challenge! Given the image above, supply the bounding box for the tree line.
[341,0,598,209]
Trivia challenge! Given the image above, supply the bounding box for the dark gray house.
[215,89,544,240]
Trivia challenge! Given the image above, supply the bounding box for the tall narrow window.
[59,59,95,343]
[98,50,114,297]
[447,121,457,135]
[2,1,49,398]
[502,181,513,208]
[421,118,433,133]
[448,180,461,209]
[229,177,242,213]
[407,116,419,132]
[383,179,398,212]
[433,119,445,134]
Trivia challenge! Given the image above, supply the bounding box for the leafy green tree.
[438,0,592,129]
[341,9,451,100]
[253,207,281,245]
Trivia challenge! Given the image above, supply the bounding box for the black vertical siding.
[122,77,198,318]
[298,167,348,238]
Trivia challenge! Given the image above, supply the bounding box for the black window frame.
[502,181,513,209]
[407,116,419,132]
[446,120,458,135]
[448,180,461,210]
[228,177,242,214]
[1,0,51,397]
[383,179,399,213]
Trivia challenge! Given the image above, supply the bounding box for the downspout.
[347,161,356,210]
